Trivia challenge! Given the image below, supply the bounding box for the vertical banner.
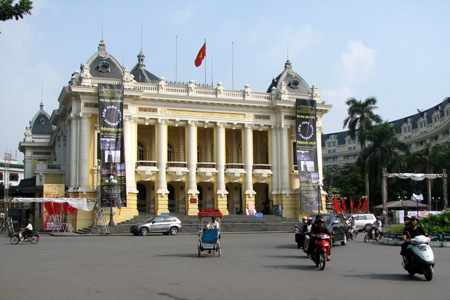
[43,184,65,230]
[98,84,127,208]
[296,99,319,212]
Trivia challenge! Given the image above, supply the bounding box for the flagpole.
[211,56,214,87]
[176,36,178,82]
[232,41,234,90]
[204,39,207,85]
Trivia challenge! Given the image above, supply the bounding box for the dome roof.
[85,40,124,79]
[30,103,53,135]
[130,50,159,83]
[266,60,311,95]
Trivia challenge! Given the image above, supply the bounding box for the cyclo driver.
[308,218,333,261]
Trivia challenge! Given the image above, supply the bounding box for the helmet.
[302,216,307,220]
[376,216,380,219]
[307,217,313,221]
[317,218,324,223]
[410,216,418,221]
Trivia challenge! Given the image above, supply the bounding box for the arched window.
[138,141,145,161]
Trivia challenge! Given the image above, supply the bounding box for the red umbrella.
[53,202,62,215]
[44,202,54,216]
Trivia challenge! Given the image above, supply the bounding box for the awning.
[12,198,95,211]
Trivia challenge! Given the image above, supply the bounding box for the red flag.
[333,198,342,213]
[350,197,354,213]
[194,42,206,67]
[361,196,369,212]
[356,197,362,213]
[341,197,347,212]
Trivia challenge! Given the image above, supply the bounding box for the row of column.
[67,113,292,199]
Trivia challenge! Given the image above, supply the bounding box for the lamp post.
[317,182,323,214]
[108,175,117,226]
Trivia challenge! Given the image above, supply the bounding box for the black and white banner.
[98,84,127,208]
[296,99,320,212]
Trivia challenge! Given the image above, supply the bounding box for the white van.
[348,214,376,231]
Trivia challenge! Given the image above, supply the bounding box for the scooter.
[10,230,40,245]
[364,225,383,243]
[402,235,435,281]
[348,227,358,240]
[312,233,331,270]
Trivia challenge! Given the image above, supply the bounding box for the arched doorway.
[254,183,269,214]
[137,183,146,213]
[226,182,242,214]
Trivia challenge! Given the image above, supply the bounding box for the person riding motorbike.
[308,218,333,261]
[371,216,382,241]
[21,220,33,241]
[349,216,356,237]
[296,216,308,249]
[401,216,427,267]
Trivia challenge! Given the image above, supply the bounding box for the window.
[326,158,332,162]
[10,173,19,181]
[0,173,3,180]
[168,143,173,161]
[138,141,145,161]
[332,142,336,146]
[348,147,352,151]
[332,149,336,153]
[354,155,359,159]
[353,146,356,150]
[327,142,332,147]
[347,155,353,159]
[348,140,352,144]
[328,150,332,154]
[333,157,339,161]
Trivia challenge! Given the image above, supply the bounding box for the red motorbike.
[312,233,331,270]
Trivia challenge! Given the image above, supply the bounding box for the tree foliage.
[0,0,33,22]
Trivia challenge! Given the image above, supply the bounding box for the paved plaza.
[1,232,449,300]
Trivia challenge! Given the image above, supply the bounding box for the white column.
[280,125,290,192]
[244,124,255,196]
[69,113,78,189]
[216,123,226,194]
[270,125,279,194]
[150,126,156,161]
[178,127,184,161]
[205,128,211,162]
[157,119,169,194]
[124,116,138,193]
[187,121,198,195]
[79,113,91,190]
[65,122,71,187]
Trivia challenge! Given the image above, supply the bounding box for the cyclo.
[197,209,223,257]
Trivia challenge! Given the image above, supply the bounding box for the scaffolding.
[91,160,109,235]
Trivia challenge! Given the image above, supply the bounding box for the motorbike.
[364,225,383,243]
[303,234,311,256]
[294,225,304,249]
[10,230,40,245]
[348,227,358,240]
[402,235,435,281]
[311,233,331,270]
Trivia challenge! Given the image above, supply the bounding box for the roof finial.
[40,82,43,111]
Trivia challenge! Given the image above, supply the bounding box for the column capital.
[158,118,167,125]
[216,122,226,128]
[80,113,91,119]
[188,120,198,126]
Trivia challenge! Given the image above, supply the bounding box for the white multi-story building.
[322,98,450,168]
[18,40,331,230]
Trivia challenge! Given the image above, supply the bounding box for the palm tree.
[343,96,382,209]
[413,144,445,210]
[358,122,410,215]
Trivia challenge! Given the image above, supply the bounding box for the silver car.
[130,216,182,236]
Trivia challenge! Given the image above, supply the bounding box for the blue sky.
[1,0,449,162]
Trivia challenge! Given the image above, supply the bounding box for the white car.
[347,214,377,231]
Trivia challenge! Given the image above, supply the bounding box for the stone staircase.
[77,214,298,235]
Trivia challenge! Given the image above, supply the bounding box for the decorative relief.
[167,109,245,118]
[255,115,270,120]
[124,105,128,110]
[85,103,98,108]
[138,107,157,113]
[284,115,295,120]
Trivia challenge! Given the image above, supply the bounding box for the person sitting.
[21,220,33,241]
[206,217,219,230]
[308,218,333,261]
[401,216,426,267]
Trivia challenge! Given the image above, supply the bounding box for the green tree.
[359,122,410,215]
[0,0,33,22]
[343,96,382,208]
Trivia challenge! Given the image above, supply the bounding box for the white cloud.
[340,40,378,82]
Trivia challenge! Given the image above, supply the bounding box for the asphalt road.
[1,232,449,300]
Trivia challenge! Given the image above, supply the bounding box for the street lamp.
[107,175,117,226]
